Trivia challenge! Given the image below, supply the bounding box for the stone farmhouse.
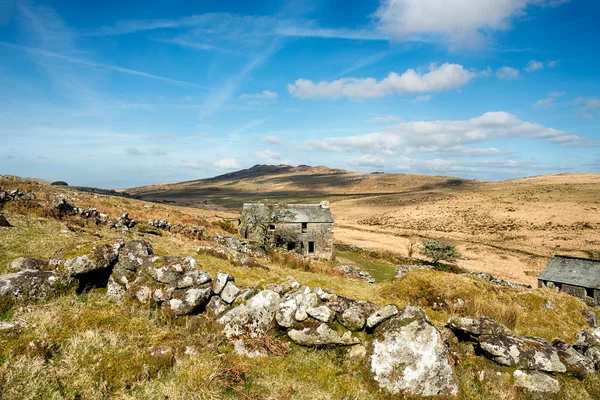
[538,255,600,303]
[239,201,335,260]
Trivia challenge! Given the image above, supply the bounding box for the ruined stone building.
[239,201,335,260]
[538,255,600,302]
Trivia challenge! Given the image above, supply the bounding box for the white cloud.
[532,91,565,109]
[124,147,144,156]
[306,111,591,155]
[195,131,210,137]
[213,158,240,169]
[369,115,403,123]
[374,0,570,47]
[288,63,475,99]
[239,90,278,99]
[525,60,544,72]
[411,95,431,103]
[584,98,600,111]
[496,66,520,80]
[262,135,283,145]
[254,149,282,163]
[547,60,560,68]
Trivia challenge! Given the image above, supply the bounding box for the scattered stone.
[543,301,553,310]
[8,257,47,272]
[394,264,433,280]
[115,212,136,229]
[288,323,360,346]
[294,291,318,322]
[0,212,11,227]
[266,277,301,295]
[478,335,566,373]
[346,344,367,360]
[218,290,281,339]
[220,281,240,304]
[0,321,26,333]
[52,196,75,217]
[463,272,532,290]
[143,256,195,284]
[313,287,333,301]
[62,240,123,277]
[447,316,512,340]
[585,346,600,368]
[213,271,234,295]
[366,304,399,329]
[367,312,458,398]
[339,306,367,331]
[275,295,299,328]
[552,339,595,378]
[582,309,598,328]
[513,370,560,396]
[306,305,334,323]
[334,265,375,283]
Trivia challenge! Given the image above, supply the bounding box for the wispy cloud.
[532,91,565,109]
[496,66,520,80]
[125,147,144,156]
[213,158,240,169]
[262,135,283,145]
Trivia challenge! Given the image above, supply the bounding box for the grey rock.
[552,339,595,378]
[366,304,399,329]
[306,305,334,323]
[582,309,598,328]
[62,240,123,277]
[143,256,195,284]
[478,335,566,373]
[213,271,234,295]
[575,327,600,349]
[288,323,360,346]
[367,314,458,398]
[313,287,334,301]
[0,270,72,301]
[0,321,26,333]
[584,346,600,369]
[118,240,153,271]
[206,296,230,318]
[9,257,47,272]
[106,278,125,300]
[218,290,280,339]
[220,281,240,304]
[513,370,560,396]
[163,284,212,316]
[394,264,433,280]
[447,316,512,340]
[339,306,367,331]
[175,270,211,289]
[275,295,298,328]
[266,277,301,295]
[294,291,318,322]
[334,265,375,283]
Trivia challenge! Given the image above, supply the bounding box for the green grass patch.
[334,250,397,282]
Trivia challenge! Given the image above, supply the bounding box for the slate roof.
[242,203,334,223]
[538,256,600,289]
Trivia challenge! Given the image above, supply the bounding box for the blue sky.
[1,0,600,187]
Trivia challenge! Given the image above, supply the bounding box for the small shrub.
[406,239,417,258]
[420,239,461,265]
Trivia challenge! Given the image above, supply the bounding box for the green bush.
[420,239,460,265]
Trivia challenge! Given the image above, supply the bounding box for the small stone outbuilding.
[538,255,600,303]
[239,201,334,260]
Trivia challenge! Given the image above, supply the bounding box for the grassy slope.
[1,177,600,399]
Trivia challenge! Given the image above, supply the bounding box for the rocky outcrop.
[288,323,360,346]
[367,307,458,398]
[513,370,560,397]
[552,339,595,378]
[0,270,71,301]
[394,264,433,280]
[8,257,47,272]
[218,290,280,339]
[447,316,512,340]
[333,265,375,283]
[366,304,399,329]
[478,335,566,373]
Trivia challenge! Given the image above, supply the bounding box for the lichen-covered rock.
[367,311,458,398]
[0,321,26,333]
[9,257,47,272]
[118,240,153,270]
[334,265,375,283]
[220,281,240,304]
[366,304,399,329]
[306,305,334,323]
[275,295,299,328]
[163,285,212,317]
[394,264,434,280]
[206,296,230,318]
[143,256,195,284]
[266,277,301,295]
[175,270,211,289]
[0,270,72,301]
[294,291,318,322]
[575,327,600,349]
[288,323,360,346]
[478,335,566,373]
[212,271,234,295]
[513,370,560,397]
[447,316,512,340]
[551,339,595,378]
[584,346,600,368]
[106,279,126,300]
[53,240,124,277]
[339,306,367,331]
[218,290,280,339]
[582,309,598,328]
